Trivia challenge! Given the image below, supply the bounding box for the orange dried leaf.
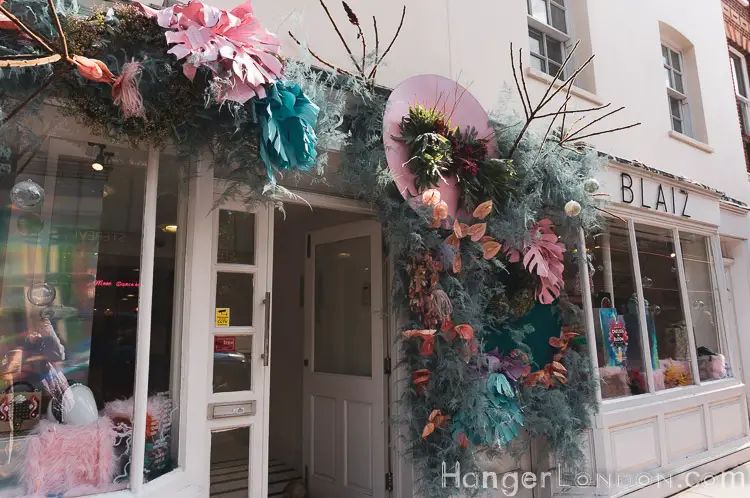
[422,422,435,438]
[454,324,474,340]
[468,223,487,242]
[434,201,449,221]
[482,241,502,259]
[473,200,493,220]
[445,234,460,249]
[480,236,495,243]
[403,329,437,338]
[453,253,462,274]
[454,219,470,239]
[422,189,441,206]
[428,409,442,422]
[457,432,470,449]
[549,337,566,348]
[551,361,567,373]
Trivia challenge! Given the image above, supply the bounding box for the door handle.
[261,291,271,366]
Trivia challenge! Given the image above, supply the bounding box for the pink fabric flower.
[504,219,566,305]
[138,1,283,103]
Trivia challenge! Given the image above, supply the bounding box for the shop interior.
[0,140,181,493]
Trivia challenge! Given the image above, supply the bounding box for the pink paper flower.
[504,219,566,305]
[138,1,283,103]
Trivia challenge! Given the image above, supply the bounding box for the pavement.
[671,461,750,497]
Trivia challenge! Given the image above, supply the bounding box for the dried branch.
[368,5,406,79]
[536,101,611,119]
[0,54,62,67]
[373,15,379,68]
[47,0,69,59]
[564,122,641,143]
[0,5,57,55]
[342,2,366,72]
[319,0,362,75]
[0,68,66,126]
[511,45,529,120]
[518,47,532,115]
[288,31,354,77]
[563,106,624,141]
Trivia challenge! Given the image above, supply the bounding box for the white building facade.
[2,1,750,498]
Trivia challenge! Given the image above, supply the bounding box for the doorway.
[267,203,388,498]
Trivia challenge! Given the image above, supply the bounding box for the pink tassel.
[112,60,145,119]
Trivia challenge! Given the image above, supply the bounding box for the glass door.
[207,200,273,498]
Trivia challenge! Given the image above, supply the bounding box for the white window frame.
[577,213,740,411]
[527,0,571,79]
[729,47,750,135]
[662,43,694,138]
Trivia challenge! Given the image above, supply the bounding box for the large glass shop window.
[0,134,182,496]
[586,218,730,400]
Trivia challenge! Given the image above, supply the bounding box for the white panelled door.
[207,199,274,498]
[303,221,386,498]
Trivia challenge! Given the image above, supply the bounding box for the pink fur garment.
[20,418,122,497]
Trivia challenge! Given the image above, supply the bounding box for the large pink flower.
[138,1,283,103]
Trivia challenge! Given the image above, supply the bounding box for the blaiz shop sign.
[620,173,690,218]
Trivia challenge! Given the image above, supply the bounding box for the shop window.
[585,218,732,401]
[588,219,649,399]
[632,224,694,390]
[0,133,183,495]
[678,233,729,382]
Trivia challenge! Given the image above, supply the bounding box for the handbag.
[0,382,41,433]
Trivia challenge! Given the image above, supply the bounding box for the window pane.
[672,117,683,134]
[550,4,567,33]
[732,53,748,97]
[313,236,372,376]
[216,272,254,327]
[588,220,646,399]
[530,55,545,72]
[218,210,256,265]
[529,0,549,24]
[679,234,730,381]
[670,49,682,72]
[662,45,670,66]
[210,427,250,496]
[529,28,544,56]
[669,96,682,119]
[547,38,564,64]
[665,67,673,88]
[634,224,694,391]
[213,335,253,392]
[674,73,684,94]
[548,62,563,79]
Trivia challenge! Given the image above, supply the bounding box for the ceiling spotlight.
[163,225,178,233]
[92,162,104,171]
[89,142,114,171]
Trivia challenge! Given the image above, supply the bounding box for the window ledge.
[668,130,714,153]
[525,66,604,106]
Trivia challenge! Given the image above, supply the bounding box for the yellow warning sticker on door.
[215,308,230,327]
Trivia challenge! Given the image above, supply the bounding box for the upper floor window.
[729,49,750,135]
[663,44,692,137]
[528,0,569,79]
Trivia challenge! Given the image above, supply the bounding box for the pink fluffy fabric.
[20,419,122,497]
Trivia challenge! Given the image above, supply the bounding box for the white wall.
[243,0,750,202]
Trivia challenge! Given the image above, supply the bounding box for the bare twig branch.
[536,102,611,120]
[319,0,363,75]
[288,31,355,77]
[0,68,66,126]
[0,54,62,67]
[518,47,532,114]
[537,40,581,109]
[368,6,406,79]
[538,53,595,110]
[372,16,379,79]
[47,0,69,59]
[564,106,624,141]
[560,79,573,139]
[510,44,529,120]
[0,5,57,54]
[564,122,641,143]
